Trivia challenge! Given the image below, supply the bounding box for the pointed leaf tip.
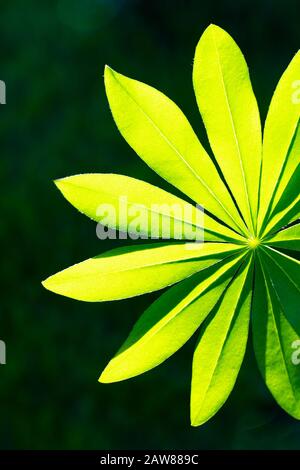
[53,178,61,187]
[201,24,229,40]
[98,371,112,384]
[104,64,117,80]
[41,277,50,291]
[205,23,222,33]
[104,64,112,73]
[53,177,70,192]
[53,176,68,184]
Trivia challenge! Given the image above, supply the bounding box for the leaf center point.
[247,236,260,250]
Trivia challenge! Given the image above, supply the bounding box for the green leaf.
[104,65,246,235]
[42,242,244,302]
[253,255,300,420]
[259,247,300,330]
[258,52,300,235]
[265,223,300,251]
[54,174,245,243]
[193,24,262,233]
[100,253,245,383]
[190,256,253,426]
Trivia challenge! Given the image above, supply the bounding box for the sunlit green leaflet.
[42,25,300,426]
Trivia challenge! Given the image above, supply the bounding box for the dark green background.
[1,0,300,449]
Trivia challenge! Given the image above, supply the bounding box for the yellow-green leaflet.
[104,66,247,235]
[262,193,300,237]
[100,253,245,383]
[253,255,300,419]
[54,174,244,243]
[258,52,300,236]
[193,25,261,234]
[191,256,253,426]
[265,223,300,251]
[42,242,244,302]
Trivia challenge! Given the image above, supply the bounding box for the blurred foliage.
[1,0,300,449]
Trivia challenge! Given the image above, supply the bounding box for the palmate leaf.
[253,255,300,419]
[54,174,244,243]
[42,242,244,302]
[191,256,253,426]
[100,253,245,383]
[193,24,261,233]
[42,24,300,426]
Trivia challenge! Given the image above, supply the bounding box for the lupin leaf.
[42,25,300,426]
